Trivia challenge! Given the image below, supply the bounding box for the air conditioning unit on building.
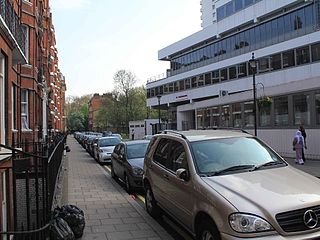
[219,90,228,97]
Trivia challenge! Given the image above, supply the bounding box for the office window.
[258,57,270,73]
[237,63,247,78]
[163,84,168,94]
[282,50,295,68]
[226,2,233,17]
[212,70,220,84]
[235,0,243,11]
[197,75,205,87]
[293,94,310,125]
[217,6,225,21]
[204,109,211,128]
[220,68,227,81]
[150,88,155,97]
[21,89,29,130]
[259,103,271,127]
[296,46,310,65]
[228,66,237,80]
[244,0,254,7]
[197,109,204,129]
[244,102,254,127]
[174,82,179,92]
[232,103,242,128]
[185,78,191,89]
[221,105,231,127]
[211,107,220,127]
[312,43,320,62]
[270,53,282,70]
[179,80,185,91]
[205,73,211,85]
[274,96,288,126]
[191,77,197,88]
[168,83,174,93]
[316,93,320,125]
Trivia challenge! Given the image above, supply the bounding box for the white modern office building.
[146,0,320,159]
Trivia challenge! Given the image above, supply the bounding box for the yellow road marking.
[136,194,145,203]
[104,165,111,172]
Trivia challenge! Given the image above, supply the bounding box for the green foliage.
[68,111,85,131]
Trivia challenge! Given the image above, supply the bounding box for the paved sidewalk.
[65,136,173,240]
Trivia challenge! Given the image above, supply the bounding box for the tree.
[68,111,85,132]
[113,70,137,130]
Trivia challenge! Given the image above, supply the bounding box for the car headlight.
[229,213,274,233]
[132,167,144,176]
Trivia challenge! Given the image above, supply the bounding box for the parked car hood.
[127,158,144,169]
[202,166,320,216]
[100,146,115,152]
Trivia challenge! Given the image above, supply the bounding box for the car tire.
[111,164,117,180]
[197,219,221,240]
[145,183,160,218]
[124,174,132,193]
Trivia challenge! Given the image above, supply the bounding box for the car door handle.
[163,174,169,180]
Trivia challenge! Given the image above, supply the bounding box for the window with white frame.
[12,85,16,130]
[21,25,29,63]
[0,54,5,144]
[21,89,30,130]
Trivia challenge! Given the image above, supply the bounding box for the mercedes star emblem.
[303,210,318,229]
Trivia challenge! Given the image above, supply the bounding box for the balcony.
[0,0,27,64]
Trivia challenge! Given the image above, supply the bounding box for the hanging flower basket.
[258,96,272,108]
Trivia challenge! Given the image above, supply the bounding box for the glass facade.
[274,96,288,126]
[316,93,320,125]
[170,4,315,74]
[293,94,310,125]
[147,41,319,99]
[217,0,261,21]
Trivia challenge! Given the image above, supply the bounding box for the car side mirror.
[176,168,189,181]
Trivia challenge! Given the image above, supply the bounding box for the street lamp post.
[249,53,257,136]
[157,95,161,132]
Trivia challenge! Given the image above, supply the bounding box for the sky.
[50,0,201,97]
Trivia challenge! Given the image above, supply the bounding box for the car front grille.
[276,206,320,232]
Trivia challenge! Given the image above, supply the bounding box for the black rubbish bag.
[55,205,85,238]
[50,217,75,240]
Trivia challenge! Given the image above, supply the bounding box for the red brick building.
[0,0,66,233]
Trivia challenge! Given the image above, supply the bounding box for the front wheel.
[144,183,160,218]
[197,220,220,240]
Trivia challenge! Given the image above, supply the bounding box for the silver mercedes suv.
[143,130,320,240]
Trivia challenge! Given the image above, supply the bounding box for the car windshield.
[190,137,284,175]
[99,137,121,147]
[127,143,149,159]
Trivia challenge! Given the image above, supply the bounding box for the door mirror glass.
[176,168,189,181]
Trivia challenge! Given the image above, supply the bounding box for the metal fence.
[0,134,66,239]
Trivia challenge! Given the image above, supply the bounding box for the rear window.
[127,143,149,159]
[99,137,121,147]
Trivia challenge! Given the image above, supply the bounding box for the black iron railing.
[0,0,26,55]
[0,134,67,239]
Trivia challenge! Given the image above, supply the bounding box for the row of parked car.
[74,129,320,240]
[74,131,149,193]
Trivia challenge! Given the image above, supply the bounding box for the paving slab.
[65,136,173,240]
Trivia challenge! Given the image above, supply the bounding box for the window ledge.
[22,128,33,133]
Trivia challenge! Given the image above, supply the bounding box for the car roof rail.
[209,127,251,134]
[161,130,187,139]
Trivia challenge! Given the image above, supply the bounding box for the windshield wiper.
[250,161,285,171]
[208,165,255,176]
